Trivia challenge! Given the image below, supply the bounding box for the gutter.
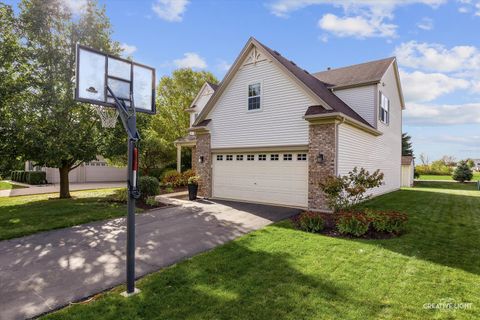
[304,112,382,136]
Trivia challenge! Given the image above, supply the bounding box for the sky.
[6,0,480,161]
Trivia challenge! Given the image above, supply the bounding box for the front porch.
[174,135,196,173]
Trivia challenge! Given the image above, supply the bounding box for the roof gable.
[194,37,373,128]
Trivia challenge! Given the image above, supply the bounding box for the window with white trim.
[248,83,261,110]
[216,155,223,161]
[226,155,233,161]
[247,154,255,161]
[270,154,279,161]
[236,155,243,161]
[283,154,292,161]
[297,154,307,161]
[379,92,390,124]
[258,154,267,161]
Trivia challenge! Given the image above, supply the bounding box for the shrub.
[162,170,182,188]
[138,176,160,200]
[187,175,199,185]
[295,212,325,233]
[452,160,473,182]
[366,210,408,234]
[320,167,384,212]
[181,169,196,185]
[108,188,128,203]
[336,212,370,236]
[26,171,46,185]
[145,196,158,206]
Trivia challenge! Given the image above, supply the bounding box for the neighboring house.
[25,156,126,184]
[175,37,404,211]
[401,156,414,187]
[472,159,480,172]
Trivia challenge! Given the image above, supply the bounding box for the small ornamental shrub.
[336,212,370,236]
[162,170,182,188]
[296,212,325,233]
[182,169,196,185]
[366,210,408,234]
[452,160,473,182]
[26,171,46,185]
[320,167,384,212]
[165,186,174,193]
[138,176,160,200]
[145,196,158,207]
[109,188,128,203]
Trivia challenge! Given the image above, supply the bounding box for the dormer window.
[248,83,261,110]
[379,92,390,125]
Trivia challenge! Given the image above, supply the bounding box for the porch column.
[176,144,181,173]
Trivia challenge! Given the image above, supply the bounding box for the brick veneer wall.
[191,146,197,173]
[195,133,212,198]
[308,123,336,211]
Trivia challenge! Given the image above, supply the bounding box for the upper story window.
[379,92,390,125]
[248,83,261,110]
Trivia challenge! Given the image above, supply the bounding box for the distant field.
[419,172,480,181]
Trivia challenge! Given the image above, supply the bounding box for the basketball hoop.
[92,104,119,128]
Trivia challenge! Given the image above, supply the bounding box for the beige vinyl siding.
[337,63,401,196]
[207,56,316,148]
[333,85,376,127]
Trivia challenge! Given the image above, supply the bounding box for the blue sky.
[7,0,480,161]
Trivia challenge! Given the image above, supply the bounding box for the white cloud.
[217,60,232,72]
[458,6,470,13]
[404,102,480,125]
[269,0,445,17]
[152,0,189,22]
[61,0,87,15]
[120,43,137,56]
[174,52,207,69]
[318,13,396,38]
[394,41,480,73]
[417,17,434,30]
[400,69,470,102]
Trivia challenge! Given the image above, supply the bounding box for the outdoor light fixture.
[199,156,204,163]
[318,153,325,164]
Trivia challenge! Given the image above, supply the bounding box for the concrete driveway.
[0,199,299,320]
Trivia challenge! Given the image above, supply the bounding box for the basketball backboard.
[75,44,156,114]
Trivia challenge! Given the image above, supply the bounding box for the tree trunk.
[59,165,71,198]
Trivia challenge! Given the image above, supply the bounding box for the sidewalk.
[0,182,125,197]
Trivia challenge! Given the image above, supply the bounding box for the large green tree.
[18,0,120,197]
[0,3,30,178]
[402,133,413,156]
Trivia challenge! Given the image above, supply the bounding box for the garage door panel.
[212,152,308,207]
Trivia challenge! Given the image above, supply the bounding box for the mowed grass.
[0,188,126,240]
[0,181,26,190]
[419,172,480,181]
[43,181,480,320]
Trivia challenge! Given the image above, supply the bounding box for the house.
[401,156,414,187]
[25,156,126,184]
[472,159,480,172]
[175,37,404,211]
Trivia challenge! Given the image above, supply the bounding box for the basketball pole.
[107,87,141,296]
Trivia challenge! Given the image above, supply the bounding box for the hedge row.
[11,171,46,185]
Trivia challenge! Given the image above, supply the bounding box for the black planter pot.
[188,183,198,200]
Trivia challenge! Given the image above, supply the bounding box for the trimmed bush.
[366,210,408,234]
[138,176,160,200]
[296,212,325,233]
[26,171,46,185]
[336,212,370,236]
[162,169,182,188]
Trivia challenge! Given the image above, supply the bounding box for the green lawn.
[0,188,126,240]
[419,172,480,181]
[0,181,26,190]
[43,181,480,320]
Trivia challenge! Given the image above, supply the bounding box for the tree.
[0,4,31,178]
[143,69,218,173]
[466,159,475,168]
[17,0,121,198]
[419,153,429,165]
[452,160,473,183]
[402,133,413,156]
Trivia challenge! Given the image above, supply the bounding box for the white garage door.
[212,152,308,208]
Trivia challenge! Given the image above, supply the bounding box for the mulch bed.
[291,212,400,240]
[158,186,187,195]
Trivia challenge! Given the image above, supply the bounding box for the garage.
[212,152,308,208]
